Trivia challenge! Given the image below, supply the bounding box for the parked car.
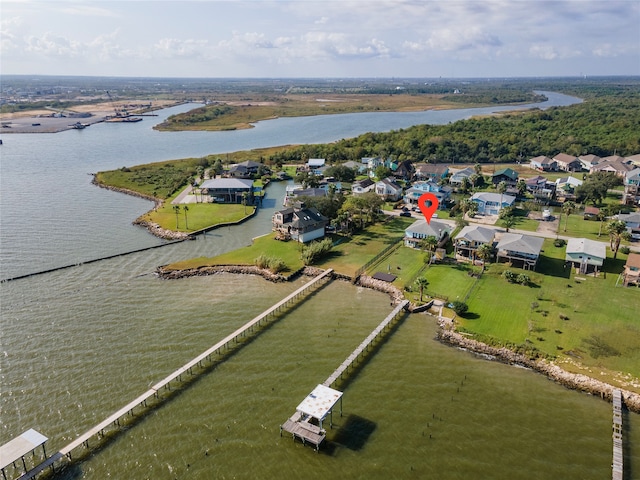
[400,211,412,217]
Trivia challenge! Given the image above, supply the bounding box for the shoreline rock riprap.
[156,264,639,412]
[92,177,193,240]
[437,327,640,413]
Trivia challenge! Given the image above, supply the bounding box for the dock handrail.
[19,269,334,479]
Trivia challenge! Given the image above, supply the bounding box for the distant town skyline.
[2,0,639,79]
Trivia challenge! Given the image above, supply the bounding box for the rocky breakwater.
[437,328,640,413]
[357,274,405,305]
[157,264,288,282]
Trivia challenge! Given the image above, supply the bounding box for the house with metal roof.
[565,238,606,275]
[492,167,519,186]
[200,178,254,203]
[495,233,544,270]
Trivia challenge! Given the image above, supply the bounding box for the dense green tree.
[606,220,632,259]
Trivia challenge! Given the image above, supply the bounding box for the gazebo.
[280,384,343,451]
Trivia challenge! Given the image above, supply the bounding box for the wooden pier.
[280,300,409,450]
[323,300,409,388]
[18,269,333,480]
[612,389,623,480]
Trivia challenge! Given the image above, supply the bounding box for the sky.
[1,0,639,78]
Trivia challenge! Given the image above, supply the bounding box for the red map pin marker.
[417,193,439,224]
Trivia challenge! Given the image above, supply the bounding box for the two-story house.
[492,168,519,187]
[403,181,452,206]
[565,238,606,275]
[272,202,328,243]
[413,163,449,182]
[529,156,558,172]
[454,226,495,262]
[200,178,254,204]
[375,177,403,201]
[553,153,582,172]
[495,233,544,270]
[470,192,516,216]
[623,168,640,206]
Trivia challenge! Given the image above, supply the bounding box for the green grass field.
[455,239,640,387]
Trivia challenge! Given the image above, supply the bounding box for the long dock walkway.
[323,300,409,388]
[280,299,409,450]
[18,269,333,480]
[612,389,623,480]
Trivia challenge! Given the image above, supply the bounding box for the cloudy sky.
[2,0,639,78]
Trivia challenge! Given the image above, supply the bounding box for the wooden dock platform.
[281,300,409,452]
[612,389,623,480]
[18,269,334,479]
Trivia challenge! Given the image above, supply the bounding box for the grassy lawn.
[139,196,252,232]
[314,217,413,276]
[457,239,640,389]
[164,232,305,274]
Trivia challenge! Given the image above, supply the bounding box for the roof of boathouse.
[296,384,343,421]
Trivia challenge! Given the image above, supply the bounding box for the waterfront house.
[470,192,516,216]
[491,168,519,187]
[553,153,582,172]
[228,160,265,178]
[272,202,328,243]
[403,181,452,206]
[454,225,495,262]
[307,158,326,176]
[555,176,582,201]
[495,233,544,270]
[375,177,403,201]
[403,219,452,249]
[200,178,254,204]
[284,187,327,206]
[529,155,558,172]
[622,253,640,287]
[565,238,606,275]
[623,168,640,206]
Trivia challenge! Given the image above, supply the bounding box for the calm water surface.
[1,92,637,479]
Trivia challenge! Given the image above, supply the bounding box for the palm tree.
[415,276,429,302]
[241,191,249,215]
[477,243,494,265]
[173,205,181,229]
[420,235,438,264]
[606,220,631,259]
[182,205,189,230]
[562,201,576,232]
[497,180,507,211]
[502,215,516,232]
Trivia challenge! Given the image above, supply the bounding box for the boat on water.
[70,122,89,129]
[106,116,143,123]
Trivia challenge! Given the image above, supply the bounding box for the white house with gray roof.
[454,225,496,261]
[495,233,544,270]
[200,178,254,203]
[404,219,452,249]
[565,238,606,275]
[470,192,516,215]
